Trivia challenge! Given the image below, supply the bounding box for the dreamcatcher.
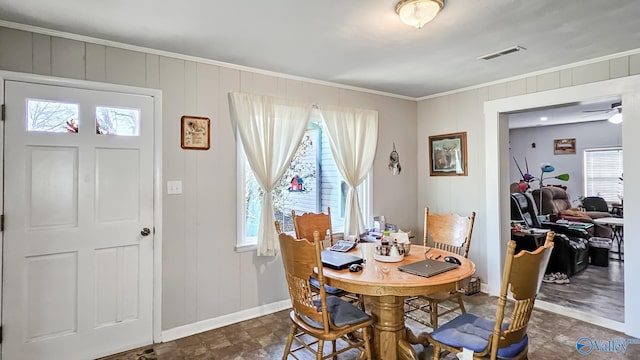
[389,142,401,175]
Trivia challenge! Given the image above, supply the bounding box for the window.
[237,111,371,249]
[27,99,79,133]
[584,147,623,203]
[26,99,141,136]
[95,106,140,135]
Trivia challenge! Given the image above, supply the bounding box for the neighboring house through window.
[238,110,371,249]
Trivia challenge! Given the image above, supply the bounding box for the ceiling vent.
[478,46,527,60]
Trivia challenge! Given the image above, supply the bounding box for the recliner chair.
[531,187,613,238]
[511,193,590,277]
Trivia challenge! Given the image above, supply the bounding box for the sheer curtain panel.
[228,92,312,256]
[319,105,378,236]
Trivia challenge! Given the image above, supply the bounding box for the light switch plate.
[167,180,183,195]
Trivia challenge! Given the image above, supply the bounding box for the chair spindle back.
[490,231,554,358]
[292,207,334,247]
[423,207,476,258]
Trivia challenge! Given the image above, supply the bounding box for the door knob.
[141,227,151,236]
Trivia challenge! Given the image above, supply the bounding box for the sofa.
[531,186,613,239]
[511,192,590,276]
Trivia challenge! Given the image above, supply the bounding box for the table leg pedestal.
[369,295,420,360]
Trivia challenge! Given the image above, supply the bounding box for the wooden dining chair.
[405,208,476,329]
[276,219,351,303]
[427,232,554,360]
[279,230,373,360]
[291,208,364,309]
[292,207,334,248]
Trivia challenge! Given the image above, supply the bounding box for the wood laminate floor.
[539,252,624,322]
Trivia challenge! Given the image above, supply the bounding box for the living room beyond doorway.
[507,98,624,326]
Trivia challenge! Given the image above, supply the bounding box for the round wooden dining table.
[322,243,476,360]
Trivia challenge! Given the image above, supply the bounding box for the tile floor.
[101,292,640,360]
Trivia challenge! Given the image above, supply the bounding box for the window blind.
[584,148,623,203]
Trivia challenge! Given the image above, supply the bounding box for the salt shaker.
[390,244,400,257]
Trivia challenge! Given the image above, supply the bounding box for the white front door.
[2,80,154,360]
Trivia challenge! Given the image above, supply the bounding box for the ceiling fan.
[583,101,623,123]
[583,101,622,114]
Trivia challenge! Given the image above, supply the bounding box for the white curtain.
[319,105,378,236]
[228,92,312,256]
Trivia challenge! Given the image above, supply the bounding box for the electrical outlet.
[167,180,183,195]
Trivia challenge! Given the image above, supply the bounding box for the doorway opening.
[506,98,624,324]
[484,75,640,337]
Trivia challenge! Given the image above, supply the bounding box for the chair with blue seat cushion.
[276,220,348,298]
[405,208,476,329]
[291,209,364,308]
[279,230,373,360]
[427,231,554,360]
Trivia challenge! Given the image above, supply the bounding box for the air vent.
[478,45,526,60]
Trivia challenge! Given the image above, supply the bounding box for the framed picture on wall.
[554,138,576,155]
[181,116,210,150]
[429,131,468,176]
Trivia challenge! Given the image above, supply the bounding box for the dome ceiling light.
[396,0,444,29]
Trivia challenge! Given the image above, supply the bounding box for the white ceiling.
[508,96,622,129]
[1,1,640,100]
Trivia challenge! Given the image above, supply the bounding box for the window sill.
[235,243,257,253]
[235,232,347,253]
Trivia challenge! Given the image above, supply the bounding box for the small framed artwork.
[554,138,576,155]
[429,131,468,176]
[181,116,210,150]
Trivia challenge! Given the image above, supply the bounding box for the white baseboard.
[478,282,624,333]
[161,299,292,342]
[480,282,489,294]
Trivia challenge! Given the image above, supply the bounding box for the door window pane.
[95,106,140,136]
[27,99,79,133]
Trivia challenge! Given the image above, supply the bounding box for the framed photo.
[181,116,210,150]
[429,131,468,176]
[554,138,576,155]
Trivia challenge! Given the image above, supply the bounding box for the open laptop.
[398,258,459,278]
[321,250,364,270]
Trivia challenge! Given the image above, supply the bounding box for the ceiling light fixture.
[608,109,623,124]
[396,0,444,29]
[608,102,623,124]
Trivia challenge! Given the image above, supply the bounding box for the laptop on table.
[321,250,364,270]
[398,258,459,278]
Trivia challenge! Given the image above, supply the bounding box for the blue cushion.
[309,278,345,295]
[430,313,528,358]
[301,296,370,329]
